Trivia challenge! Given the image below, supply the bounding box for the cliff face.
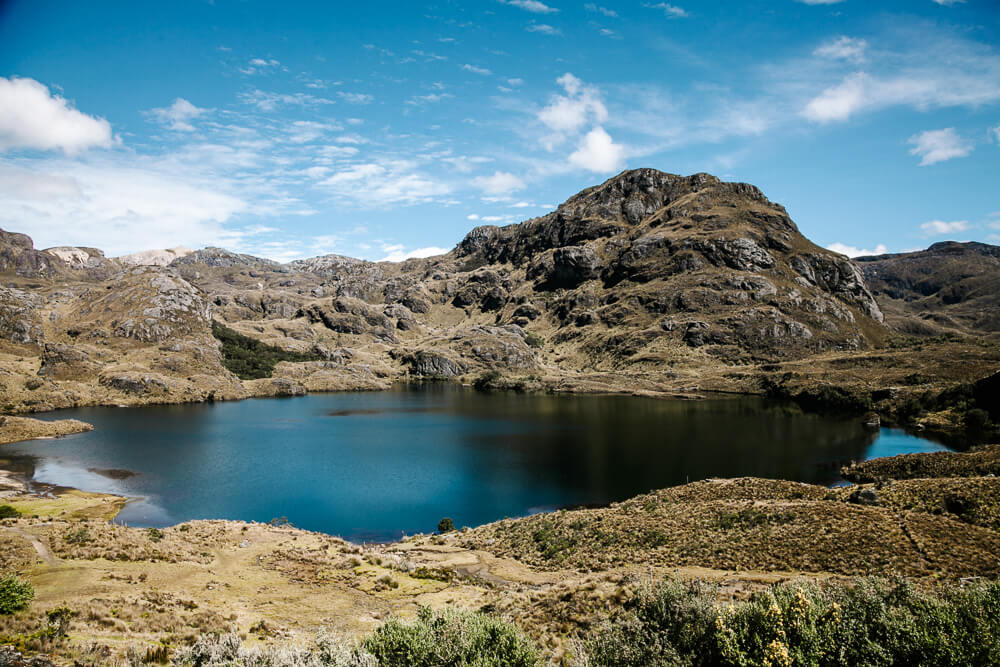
[856,241,1000,336]
[0,169,899,411]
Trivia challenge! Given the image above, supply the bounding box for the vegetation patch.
[211,321,323,380]
[588,577,1000,667]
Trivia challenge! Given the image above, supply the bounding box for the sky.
[0,0,998,262]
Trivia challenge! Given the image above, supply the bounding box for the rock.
[512,303,542,320]
[37,343,100,380]
[404,350,468,378]
[973,371,1000,421]
[548,246,600,287]
[100,373,169,395]
[0,287,44,345]
[848,488,879,506]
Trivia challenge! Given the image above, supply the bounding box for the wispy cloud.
[813,36,868,64]
[646,3,688,18]
[499,0,559,13]
[148,98,210,132]
[461,63,493,76]
[908,128,973,165]
[527,23,561,35]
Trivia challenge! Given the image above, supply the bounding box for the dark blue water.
[3,385,948,541]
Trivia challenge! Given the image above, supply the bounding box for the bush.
[147,527,164,542]
[437,517,455,533]
[0,505,20,519]
[793,386,872,416]
[524,332,544,349]
[588,577,1000,666]
[0,574,34,614]
[362,606,540,667]
[212,321,323,380]
[965,408,992,433]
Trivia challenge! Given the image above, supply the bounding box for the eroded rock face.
[402,350,468,377]
[0,287,44,345]
[0,228,57,277]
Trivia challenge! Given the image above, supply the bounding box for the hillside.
[856,241,1000,336]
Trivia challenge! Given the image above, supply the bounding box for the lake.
[3,385,950,541]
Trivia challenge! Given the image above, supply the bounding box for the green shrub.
[0,505,20,519]
[211,321,323,380]
[793,386,872,416]
[66,526,91,544]
[0,574,34,614]
[147,527,164,542]
[437,517,455,533]
[588,577,1000,667]
[524,332,544,349]
[362,606,540,667]
[473,370,503,392]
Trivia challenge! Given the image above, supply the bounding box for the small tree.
[0,574,34,614]
[437,517,455,533]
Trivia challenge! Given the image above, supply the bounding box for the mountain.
[855,241,1000,337]
[1,168,983,415]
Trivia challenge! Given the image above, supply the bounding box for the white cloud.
[527,24,561,35]
[379,244,449,262]
[585,4,618,17]
[827,242,888,257]
[500,0,558,13]
[287,121,336,144]
[802,51,1000,123]
[0,161,246,255]
[337,91,374,104]
[148,98,209,132]
[538,73,608,145]
[990,124,1000,144]
[647,3,688,18]
[796,0,845,4]
[814,36,868,64]
[569,127,625,173]
[908,128,973,166]
[932,0,965,5]
[920,219,969,235]
[238,89,335,111]
[319,161,451,206]
[0,77,113,154]
[461,64,492,76]
[472,171,525,194]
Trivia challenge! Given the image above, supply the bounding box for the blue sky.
[0,0,997,261]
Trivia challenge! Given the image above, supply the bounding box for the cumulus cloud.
[908,128,973,166]
[472,171,525,194]
[0,77,113,154]
[148,98,209,132]
[538,73,608,145]
[920,219,969,235]
[379,244,449,262]
[569,127,625,173]
[991,124,1000,144]
[814,36,868,64]
[827,242,888,258]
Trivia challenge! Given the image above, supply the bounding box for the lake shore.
[0,445,998,665]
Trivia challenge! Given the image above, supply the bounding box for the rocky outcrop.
[0,287,44,345]
[0,228,58,277]
[69,267,213,343]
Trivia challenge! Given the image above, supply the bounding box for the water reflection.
[8,385,949,541]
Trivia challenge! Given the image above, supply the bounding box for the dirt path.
[6,525,58,565]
